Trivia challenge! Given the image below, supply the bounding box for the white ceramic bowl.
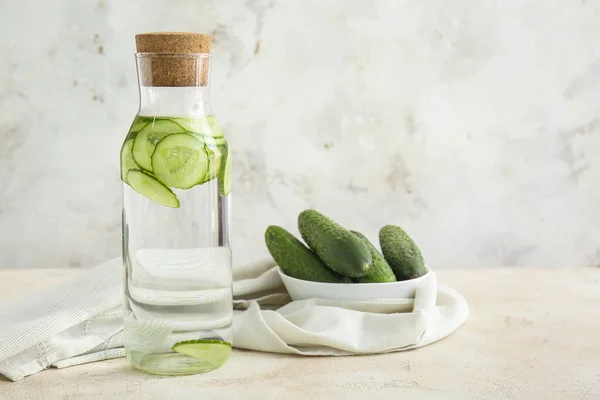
[278,266,431,301]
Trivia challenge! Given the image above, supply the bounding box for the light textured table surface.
[0,267,599,400]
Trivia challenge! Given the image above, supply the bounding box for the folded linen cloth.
[0,257,468,381]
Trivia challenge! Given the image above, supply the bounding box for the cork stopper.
[135,32,212,87]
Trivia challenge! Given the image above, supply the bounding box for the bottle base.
[126,351,228,376]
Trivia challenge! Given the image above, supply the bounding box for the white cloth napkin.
[0,257,468,381]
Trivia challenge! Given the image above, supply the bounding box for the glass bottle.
[120,32,232,375]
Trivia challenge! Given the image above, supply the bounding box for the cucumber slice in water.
[199,144,225,184]
[126,169,180,208]
[197,134,226,147]
[169,116,226,147]
[172,115,223,137]
[129,119,149,134]
[132,119,185,171]
[151,133,209,189]
[219,147,231,196]
[120,139,138,182]
[171,339,231,369]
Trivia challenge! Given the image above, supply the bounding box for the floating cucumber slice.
[199,144,225,184]
[219,146,231,196]
[151,133,209,189]
[169,116,226,148]
[171,339,231,368]
[198,134,226,147]
[126,169,180,208]
[129,119,149,134]
[171,115,223,137]
[120,138,138,182]
[132,120,185,171]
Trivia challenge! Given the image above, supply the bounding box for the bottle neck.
[138,85,212,117]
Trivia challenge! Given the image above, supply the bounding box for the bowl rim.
[277,265,431,287]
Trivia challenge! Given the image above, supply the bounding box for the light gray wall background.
[0,0,598,269]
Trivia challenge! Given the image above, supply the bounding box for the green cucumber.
[171,115,223,137]
[120,138,138,182]
[204,153,222,183]
[132,119,185,171]
[265,226,351,283]
[151,133,209,189]
[298,210,372,278]
[126,169,180,208]
[351,231,396,283]
[379,225,427,280]
[199,144,225,184]
[129,119,149,134]
[200,135,226,147]
[174,116,226,147]
[219,145,231,196]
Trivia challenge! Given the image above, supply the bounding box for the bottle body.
[121,54,232,375]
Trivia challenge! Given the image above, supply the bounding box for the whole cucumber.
[298,210,372,278]
[265,225,351,283]
[351,231,396,283]
[379,225,426,280]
